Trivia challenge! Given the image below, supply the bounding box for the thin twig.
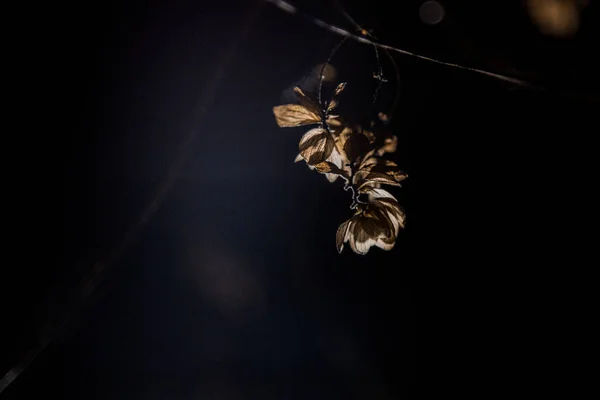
[318,36,349,108]
[332,0,385,105]
[332,0,402,121]
[265,0,535,88]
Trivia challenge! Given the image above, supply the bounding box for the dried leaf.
[327,99,338,113]
[299,127,335,165]
[273,79,407,256]
[325,173,339,183]
[357,173,402,191]
[293,86,308,97]
[379,200,406,233]
[333,126,352,165]
[333,82,347,97]
[349,206,395,255]
[336,220,352,253]
[343,132,371,167]
[273,104,321,127]
[298,146,348,183]
[326,114,342,128]
[356,153,379,171]
[361,128,377,143]
[337,189,406,255]
[354,155,407,191]
[376,135,398,156]
[293,86,322,115]
[314,161,339,173]
[324,146,350,182]
[313,161,349,182]
[368,188,406,233]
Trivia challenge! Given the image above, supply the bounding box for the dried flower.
[272,79,408,255]
[336,188,405,254]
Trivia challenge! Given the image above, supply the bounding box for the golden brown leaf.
[336,220,352,253]
[353,154,407,191]
[376,135,398,156]
[313,160,347,177]
[325,147,350,182]
[333,82,347,97]
[327,99,338,113]
[272,104,321,127]
[293,86,322,116]
[326,114,342,128]
[337,188,405,255]
[298,127,335,165]
[342,131,371,167]
[339,207,394,255]
[357,173,402,191]
[367,188,406,234]
[295,147,348,183]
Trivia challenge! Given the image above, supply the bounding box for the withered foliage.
[273,85,343,165]
[273,82,407,255]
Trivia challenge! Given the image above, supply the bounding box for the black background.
[2,0,597,398]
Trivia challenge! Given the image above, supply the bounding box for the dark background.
[2,0,597,398]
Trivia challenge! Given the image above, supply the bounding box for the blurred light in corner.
[419,1,445,25]
[526,0,582,37]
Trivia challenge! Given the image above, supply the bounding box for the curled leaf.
[293,86,322,115]
[314,161,343,174]
[333,82,347,97]
[324,146,350,182]
[326,114,342,128]
[336,220,351,253]
[327,99,338,113]
[299,127,335,165]
[337,188,405,254]
[353,155,408,192]
[295,146,348,183]
[357,173,402,191]
[376,135,398,156]
[367,188,406,234]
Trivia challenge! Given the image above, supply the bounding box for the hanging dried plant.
[272,29,407,255]
[273,84,345,165]
[336,188,405,255]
